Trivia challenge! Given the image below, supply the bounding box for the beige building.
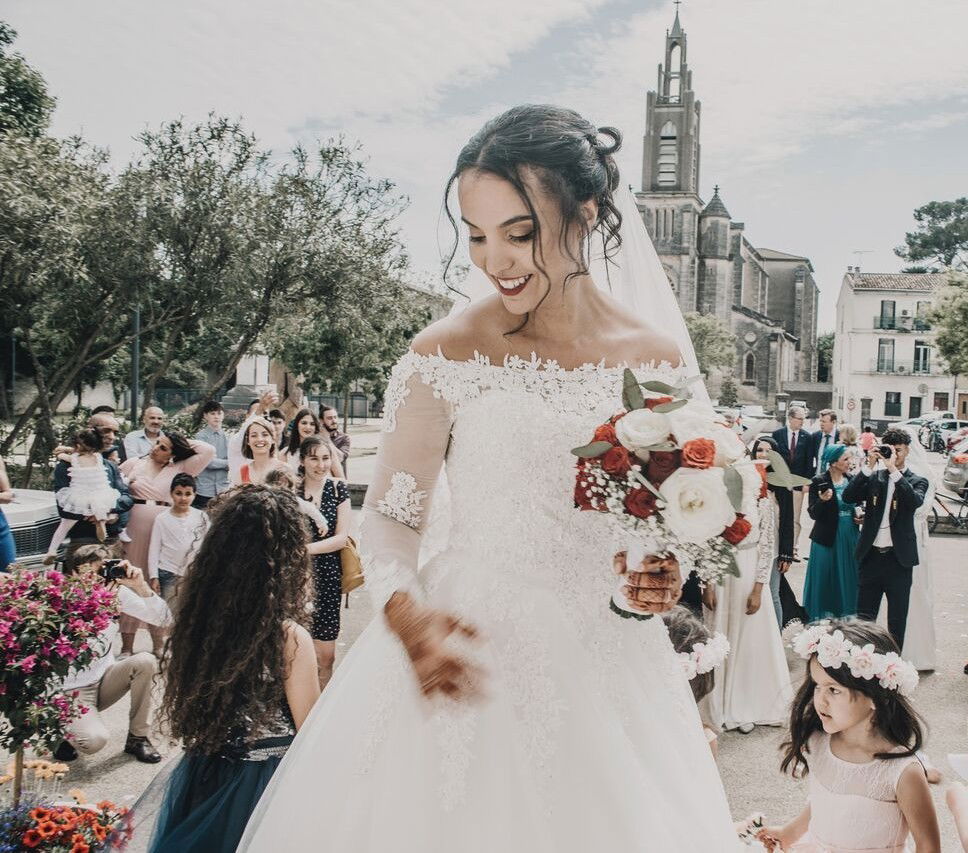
[832,269,961,430]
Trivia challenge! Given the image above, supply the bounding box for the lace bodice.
[361,349,685,613]
[801,732,919,852]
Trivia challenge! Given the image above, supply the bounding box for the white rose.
[659,467,735,543]
[709,423,746,466]
[615,408,671,454]
[666,400,718,445]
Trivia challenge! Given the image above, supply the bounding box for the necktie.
[790,431,797,458]
[819,435,829,473]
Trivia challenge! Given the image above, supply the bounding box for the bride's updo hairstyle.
[444,104,624,326]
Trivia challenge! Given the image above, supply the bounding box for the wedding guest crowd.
[193,401,230,508]
[124,406,166,460]
[772,406,813,556]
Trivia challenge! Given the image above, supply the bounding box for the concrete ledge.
[348,482,368,508]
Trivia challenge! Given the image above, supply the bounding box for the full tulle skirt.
[239,550,743,852]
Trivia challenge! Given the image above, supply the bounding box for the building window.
[885,392,902,418]
[934,392,950,412]
[877,338,895,372]
[861,397,872,425]
[909,396,922,418]
[657,121,677,187]
[913,340,930,374]
[878,299,896,330]
[744,352,755,383]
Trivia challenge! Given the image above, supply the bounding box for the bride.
[240,105,741,851]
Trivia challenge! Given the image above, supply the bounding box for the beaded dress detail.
[241,350,742,852]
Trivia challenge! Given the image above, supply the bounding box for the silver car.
[943,436,968,496]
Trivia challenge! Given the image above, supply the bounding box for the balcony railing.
[870,359,935,375]
[873,315,931,331]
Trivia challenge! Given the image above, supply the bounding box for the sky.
[6,0,968,332]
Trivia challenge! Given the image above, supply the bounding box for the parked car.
[927,419,968,453]
[3,488,59,566]
[948,425,968,450]
[943,436,968,496]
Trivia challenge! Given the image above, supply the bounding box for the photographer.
[843,428,929,648]
[54,544,170,764]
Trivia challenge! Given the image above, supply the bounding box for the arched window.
[744,352,756,383]
[658,121,677,187]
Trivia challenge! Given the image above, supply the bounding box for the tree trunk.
[12,745,23,808]
[142,314,189,408]
[343,385,350,434]
[21,332,59,487]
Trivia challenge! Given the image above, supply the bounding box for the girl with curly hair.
[144,485,319,853]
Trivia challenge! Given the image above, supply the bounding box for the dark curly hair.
[443,104,624,333]
[662,605,715,703]
[72,427,103,454]
[285,407,320,457]
[780,619,924,779]
[158,485,313,755]
[880,428,912,447]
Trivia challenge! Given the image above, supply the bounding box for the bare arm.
[307,499,350,554]
[897,762,941,852]
[0,457,12,504]
[283,621,321,730]
[758,804,810,851]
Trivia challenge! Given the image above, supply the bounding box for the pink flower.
[19,654,38,673]
[47,571,64,585]
[53,635,77,661]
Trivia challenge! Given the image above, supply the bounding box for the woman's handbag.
[340,536,365,604]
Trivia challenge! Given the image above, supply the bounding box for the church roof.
[701,187,730,218]
[670,10,683,37]
[756,248,809,262]
[845,271,947,292]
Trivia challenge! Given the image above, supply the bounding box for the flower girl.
[758,619,940,852]
[45,428,121,561]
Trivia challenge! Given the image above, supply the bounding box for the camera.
[97,558,126,581]
[878,445,894,459]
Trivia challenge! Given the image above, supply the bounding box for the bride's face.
[457,168,595,315]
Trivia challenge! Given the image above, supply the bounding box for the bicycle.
[929,488,968,534]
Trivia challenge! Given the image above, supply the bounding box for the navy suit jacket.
[809,428,840,473]
[771,426,814,478]
[842,468,928,569]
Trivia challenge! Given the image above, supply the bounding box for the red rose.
[681,438,716,470]
[574,461,606,511]
[722,514,753,545]
[646,449,681,486]
[593,423,619,446]
[624,487,658,519]
[601,446,632,477]
[644,395,674,411]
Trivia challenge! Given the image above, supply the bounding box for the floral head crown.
[677,632,729,680]
[782,620,919,696]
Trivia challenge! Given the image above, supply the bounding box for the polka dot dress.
[301,478,348,641]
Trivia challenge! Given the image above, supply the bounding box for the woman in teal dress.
[803,443,860,621]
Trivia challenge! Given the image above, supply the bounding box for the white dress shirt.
[861,464,905,548]
[122,429,157,460]
[147,507,209,578]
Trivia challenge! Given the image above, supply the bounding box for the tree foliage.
[717,373,738,407]
[930,270,968,375]
[895,198,968,271]
[0,23,55,137]
[683,312,736,375]
[816,331,835,383]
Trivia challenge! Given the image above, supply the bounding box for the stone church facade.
[635,10,820,407]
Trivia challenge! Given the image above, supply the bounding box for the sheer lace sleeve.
[754,495,776,584]
[361,352,454,610]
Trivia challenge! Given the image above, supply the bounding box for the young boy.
[147,473,209,613]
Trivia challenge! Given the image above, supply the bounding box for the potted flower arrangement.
[0,569,117,806]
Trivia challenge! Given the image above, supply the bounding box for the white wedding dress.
[240,349,741,852]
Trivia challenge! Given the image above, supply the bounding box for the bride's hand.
[385,592,484,701]
[613,552,681,614]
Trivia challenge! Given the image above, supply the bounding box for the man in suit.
[772,405,813,554]
[810,409,840,476]
[843,427,929,648]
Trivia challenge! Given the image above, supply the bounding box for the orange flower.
[92,824,108,842]
[601,446,632,478]
[643,395,674,411]
[96,800,115,812]
[71,834,91,853]
[36,820,59,838]
[756,464,769,499]
[22,829,43,848]
[593,422,618,446]
[29,807,52,822]
[681,438,716,470]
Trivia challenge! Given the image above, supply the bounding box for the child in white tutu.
[758,619,939,852]
[45,428,122,561]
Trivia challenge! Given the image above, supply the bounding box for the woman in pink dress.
[119,431,214,656]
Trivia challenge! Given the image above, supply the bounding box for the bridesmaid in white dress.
[703,437,793,733]
[901,427,937,671]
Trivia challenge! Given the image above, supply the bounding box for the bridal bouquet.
[572,370,765,616]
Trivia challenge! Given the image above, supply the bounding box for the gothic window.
[744,352,755,383]
[657,121,677,186]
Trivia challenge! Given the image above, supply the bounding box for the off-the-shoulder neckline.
[405,347,683,375]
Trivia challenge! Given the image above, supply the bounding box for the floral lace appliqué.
[377,471,427,529]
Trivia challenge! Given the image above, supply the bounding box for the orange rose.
[722,514,753,545]
[593,422,618,446]
[757,464,769,499]
[624,487,658,519]
[681,438,716,470]
[601,446,632,477]
[644,395,674,410]
[646,449,681,486]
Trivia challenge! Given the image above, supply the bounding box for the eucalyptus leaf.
[622,368,645,411]
[724,466,744,512]
[631,470,664,501]
[571,440,614,458]
[653,399,689,414]
[765,450,812,489]
[641,380,677,395]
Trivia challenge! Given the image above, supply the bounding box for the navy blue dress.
[301,478,348,641]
